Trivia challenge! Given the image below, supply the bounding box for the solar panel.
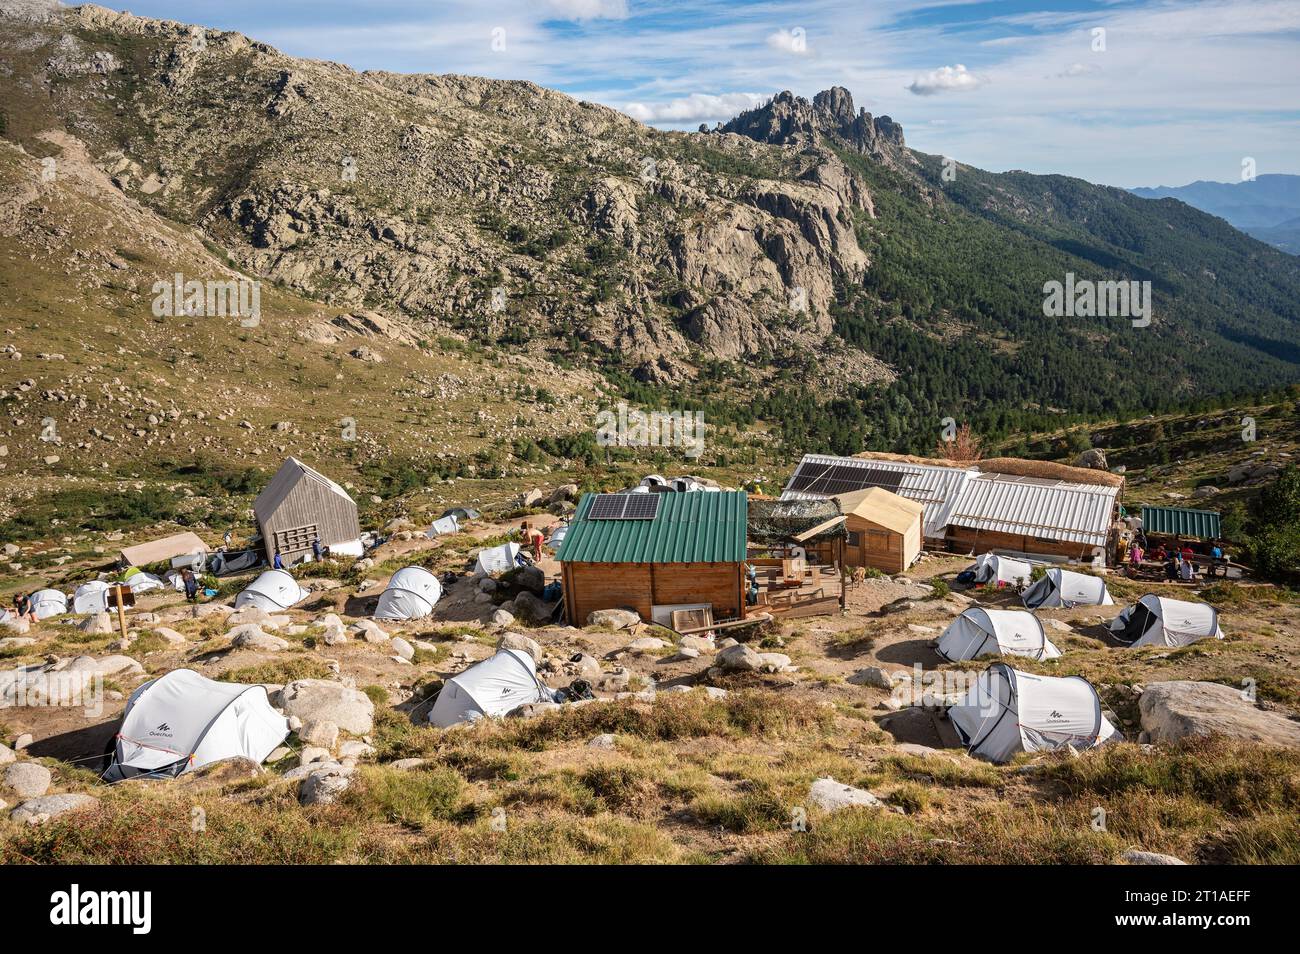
[788,463,906,497]
[587,493,661,520]
[587,494,628,519]
[622,494,661,519]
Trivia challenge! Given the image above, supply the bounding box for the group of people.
[1127,538,1227,582]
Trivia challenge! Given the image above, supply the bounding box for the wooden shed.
[556,491,747,626]
[253,457,361,564]
[832,487,924,574]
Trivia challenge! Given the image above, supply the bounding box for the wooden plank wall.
[259,478,361,560]
[943,527,1097,562]
[567,561,741,624]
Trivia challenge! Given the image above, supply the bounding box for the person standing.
[223,529,233,549]
[181,568,199,602]
[521,522,544,562]
[273,550,284,570]
[311,537,323,562]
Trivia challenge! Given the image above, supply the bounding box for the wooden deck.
[749,563,843,619]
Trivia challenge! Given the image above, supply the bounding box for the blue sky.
[114,0,1299,188]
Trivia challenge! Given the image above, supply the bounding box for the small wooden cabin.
[557,491,747,626]
[832,487,924,574]
[253,457,361,564]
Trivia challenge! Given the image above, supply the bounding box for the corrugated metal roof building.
[1140,505,1221,539]
[945,472,1120,555]
[558,492,747,625]
[781,453,975,540]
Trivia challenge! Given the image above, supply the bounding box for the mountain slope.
[1132,174,1300,254]
[2,3,1299,468]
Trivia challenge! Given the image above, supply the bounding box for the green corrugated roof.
[557,491,748,564]
[1141,505,1221,539]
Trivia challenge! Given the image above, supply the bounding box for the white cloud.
[766,28,811,55]
[544,0,629,21]
[1058,62,1098,78]
[906,63,986,96]
[622,92,772,123]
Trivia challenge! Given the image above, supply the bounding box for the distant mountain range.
[1132,175,1300,254]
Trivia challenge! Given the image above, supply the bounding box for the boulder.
[151,626,187,645]
[1074,448,1108,471]
[3,761,52,798]
[10,793,99,825]
[627,637,667,653]
[488,608,516,629]
[1121,850,1188,866]
[587,608,641,630]
[298,720,340,749]
[550,483,579,504]
[520,488,545,508]
[298,763,354,806]
[320,614,348,646]
[808,777,883,812]
[497,632,541,661]
[277,679,375,734]
[848,666,894,690]
[679,635,716,653]
[597,668,631,692]
[0,744,15,765]
[78,613,115,635]
[228,625,290,651]
[513,591,556,625]
[64,654,143,678]
[390,636,415,661]
[350,619,389,643]
[513,565,546,596]
[757,652,792,672]
[716,643,762,672]
[1139,681,1300,747]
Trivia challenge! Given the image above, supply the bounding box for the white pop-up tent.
[73,580,112,614]
[474,542,522,577]
[120,568,165,594]
[936,608,1061,662]
[426,515,459,538]
[428,648,553,728]
[374,566,443,620]
[234,569,311,611]
[30,589,68,620]
[969,554,1033,587]
[103,669,289,781]
[1021,568,1113,609]
[947,662,1119,763]
[1109,594,1223,648]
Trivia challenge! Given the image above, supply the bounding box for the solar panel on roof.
[587,493,661,520]
[788,462,906,497]
[622,495,661,519]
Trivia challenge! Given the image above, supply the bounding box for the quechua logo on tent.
[149,722,174,737]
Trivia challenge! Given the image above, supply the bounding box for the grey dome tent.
[969,554,1033,587]
[1021,567,1113,609]
[426,514,459,538]
[103,669,289,781]
[374,566,443,620]
[947,662,1119,763]
[1109,594,1223,648]
[428,648,553,728]
[234,569,311,611]
[440,507,480,522]
[30,589,68,620]
[210,548,263,577]
[936,608,1061,662]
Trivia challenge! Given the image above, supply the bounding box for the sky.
[111,0,1299,188]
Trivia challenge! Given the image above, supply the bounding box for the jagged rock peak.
[720,86,904,156]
